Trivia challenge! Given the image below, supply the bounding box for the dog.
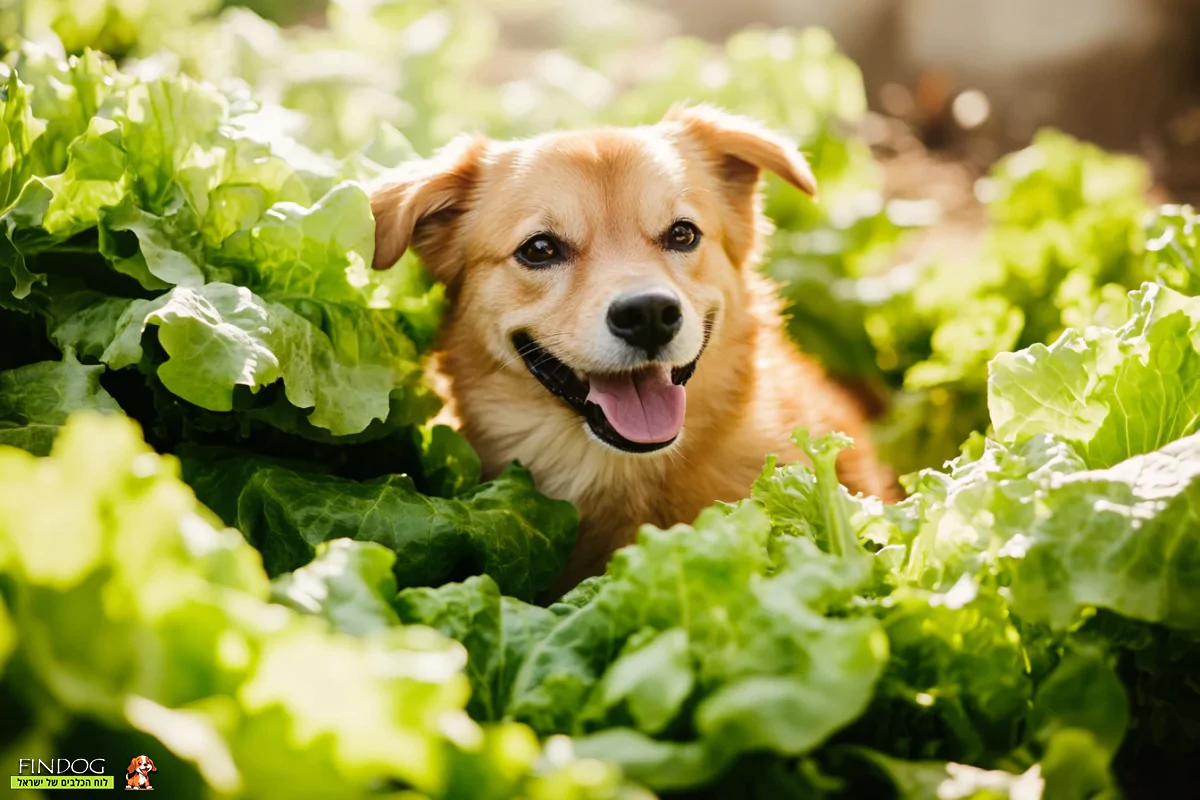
[370,104,898,597]
[125,755,155,790]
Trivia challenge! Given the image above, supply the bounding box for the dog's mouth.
[512,315,713,454]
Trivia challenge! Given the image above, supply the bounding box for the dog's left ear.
[148,759,156,773]
[664,104,816,263]
[369,133,488,287]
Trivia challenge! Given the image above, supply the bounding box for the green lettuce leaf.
[8,47,124,175]
[270,538,402,636]
[36,115,128,239]
[113,74,228,216]
[88,281,432,435]
[413,422,483,497]
[855,586,1035,765]
[184,455,577,602]
[1,73,46,214]
[1006,430,1200,630]
[210,181,375,304]
[989,283,1200,468]
[396,575,560,723]
[1144,203,1198,296]
[1028,648,1129,760]
[1,74,47,301]
[0,351,121,455]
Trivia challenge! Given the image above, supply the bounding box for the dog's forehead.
[477,127,712,235]
[512,127,684,178]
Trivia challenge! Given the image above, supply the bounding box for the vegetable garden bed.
[1,2,1198,798]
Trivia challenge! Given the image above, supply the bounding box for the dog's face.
[371,106,815,454]
[127,756,155,776]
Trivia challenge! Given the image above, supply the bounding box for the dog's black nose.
[607,289,683,355]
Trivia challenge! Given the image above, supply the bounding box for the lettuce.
[0,414,638,799]
[396,574,561,723]
[1146,204,1199,295]
[4,6,1200,798]
[271,539,405,637]
[185,456,578,602]
[990,283,1200,467]
[0,349,119,453]
[394,503,887,793]
[3,50,441,438]
[81,280,431,434]
[868,130,1153,473]
[15,0,220,56]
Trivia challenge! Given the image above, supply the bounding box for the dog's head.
[371,105,815,454]
[126,755,155,776]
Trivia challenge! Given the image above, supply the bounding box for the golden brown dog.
[370,105,897,595]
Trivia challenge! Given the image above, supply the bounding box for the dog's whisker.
[489,331,577,376]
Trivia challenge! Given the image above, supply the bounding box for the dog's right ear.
[126,759,138,776]
[369,134,487,285]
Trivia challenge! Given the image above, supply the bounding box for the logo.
[124,755,157,791]
[11,758,112,790]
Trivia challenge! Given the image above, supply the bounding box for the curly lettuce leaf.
[989,283,1200,467]
[8,47,124,175]
[1,74,48,300]
[1145,204,1198,296]
[210,180,375,304]
[83,281,433,435]
[1007,430,1200,630]
[8,55,442,435]
[1,73,46,214]
[98,192,205,288]
[885,427,1200,634]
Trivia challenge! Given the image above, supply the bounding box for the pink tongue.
[586,365,686,444]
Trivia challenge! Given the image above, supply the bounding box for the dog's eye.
[515,234,566,268]
[664,221,701,251]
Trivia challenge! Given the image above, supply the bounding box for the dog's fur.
[371,105,897,595]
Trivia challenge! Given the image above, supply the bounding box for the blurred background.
[10,0,1199,187]
[4,0,1198,476]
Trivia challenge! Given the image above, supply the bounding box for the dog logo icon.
[124,755,156,790]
